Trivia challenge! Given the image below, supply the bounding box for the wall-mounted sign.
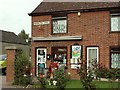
[33,21,50,26]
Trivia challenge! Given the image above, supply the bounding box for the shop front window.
[52,47,67,66]
[36,48,46,76]
[70,45,82,69]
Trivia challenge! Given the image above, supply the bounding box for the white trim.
[36,48,47,76]
[52,17,67,19]
[33,36,82,41]
[87,47,99,68]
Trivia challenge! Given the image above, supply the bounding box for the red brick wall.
[31,11,119,78]
[6,49,16,82]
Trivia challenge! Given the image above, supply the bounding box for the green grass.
[94,81,120,88]
[32,80,120,89]
[66,80,82,88]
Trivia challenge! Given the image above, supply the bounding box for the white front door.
[87,47,99,69]
[36,48,46,76]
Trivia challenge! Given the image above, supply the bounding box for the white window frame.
[52,17,67,34]
[87,47,99,68]
[111,15,120,32]
[111,47,120,68]
[36,48,47,76]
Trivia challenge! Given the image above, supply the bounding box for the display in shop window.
[71,45,82,69]
[72,45,82,58]
[38,63,45,75]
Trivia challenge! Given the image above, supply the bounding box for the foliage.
[37,75,47,88]
[18,29,28,42]
[49,78,54,85]
[113,68,120,79]
[13,49,32,86]
[46,71,50,79]
[87,58,120,80]
[32,80,119,88]
[0,59,6,68]
[53,66,70,89]
[77,64,96,90]
[95,66,120,80]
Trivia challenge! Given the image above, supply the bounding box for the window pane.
[88,49,97,68]
[119,17,120,30]
[53,19,67,33]
[111,53,120,68]
[111,17,120,31]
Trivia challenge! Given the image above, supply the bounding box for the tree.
[14,49,32,86]
[18,29,28,42]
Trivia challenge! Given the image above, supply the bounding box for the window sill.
[109,31,120,33]
[51,33,68,35]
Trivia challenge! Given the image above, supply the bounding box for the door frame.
[87,47,99,68]
[36,48,47,76]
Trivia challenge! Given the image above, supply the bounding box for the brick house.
[29,2,120,79]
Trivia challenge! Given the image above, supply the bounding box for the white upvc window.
[111,47,120,68]
[87,47,99,69]
[52,17,67,34]
[111,16,120,32]
[36,48,46,76]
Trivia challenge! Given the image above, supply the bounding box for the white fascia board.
[32,36,82,41]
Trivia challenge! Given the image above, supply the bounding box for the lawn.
[32,80,120,89]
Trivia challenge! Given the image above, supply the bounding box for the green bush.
[53,66,70,89]
[13,49,32,86]
[37,75,47,88]
[95,65,109,78]
[94,65,120,80]
[77,65,96,90]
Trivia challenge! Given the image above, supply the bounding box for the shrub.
[37,75,47,88]
[53,66,70,90]
[114,69,120,79]
[94,64,120,80]
[13,49,32,86]
[77,65,96,90]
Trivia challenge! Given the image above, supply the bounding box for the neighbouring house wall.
[31,11,120,79]
[0,42,2,55]
[1,42,29,57]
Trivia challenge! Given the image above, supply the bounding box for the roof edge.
[29,6,120,16]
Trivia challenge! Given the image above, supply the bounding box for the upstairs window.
[52,16,67,34]
[111,14,120,32]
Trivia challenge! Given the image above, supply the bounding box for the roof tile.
[29,2,120,15]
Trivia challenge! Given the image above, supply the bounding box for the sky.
[0,0,43,37]
[0,0,119,37]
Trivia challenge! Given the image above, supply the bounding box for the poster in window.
[72,45,82,58]
[38,63,45,75]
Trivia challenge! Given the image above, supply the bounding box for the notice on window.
[72,45,82,58]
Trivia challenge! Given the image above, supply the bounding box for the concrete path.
[0,75,24,89]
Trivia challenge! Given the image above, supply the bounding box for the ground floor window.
[70,45,82,69]
[51,47,67,66]
[36,48,46,76]
[111,46,120,68]
[87,47,99,69]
